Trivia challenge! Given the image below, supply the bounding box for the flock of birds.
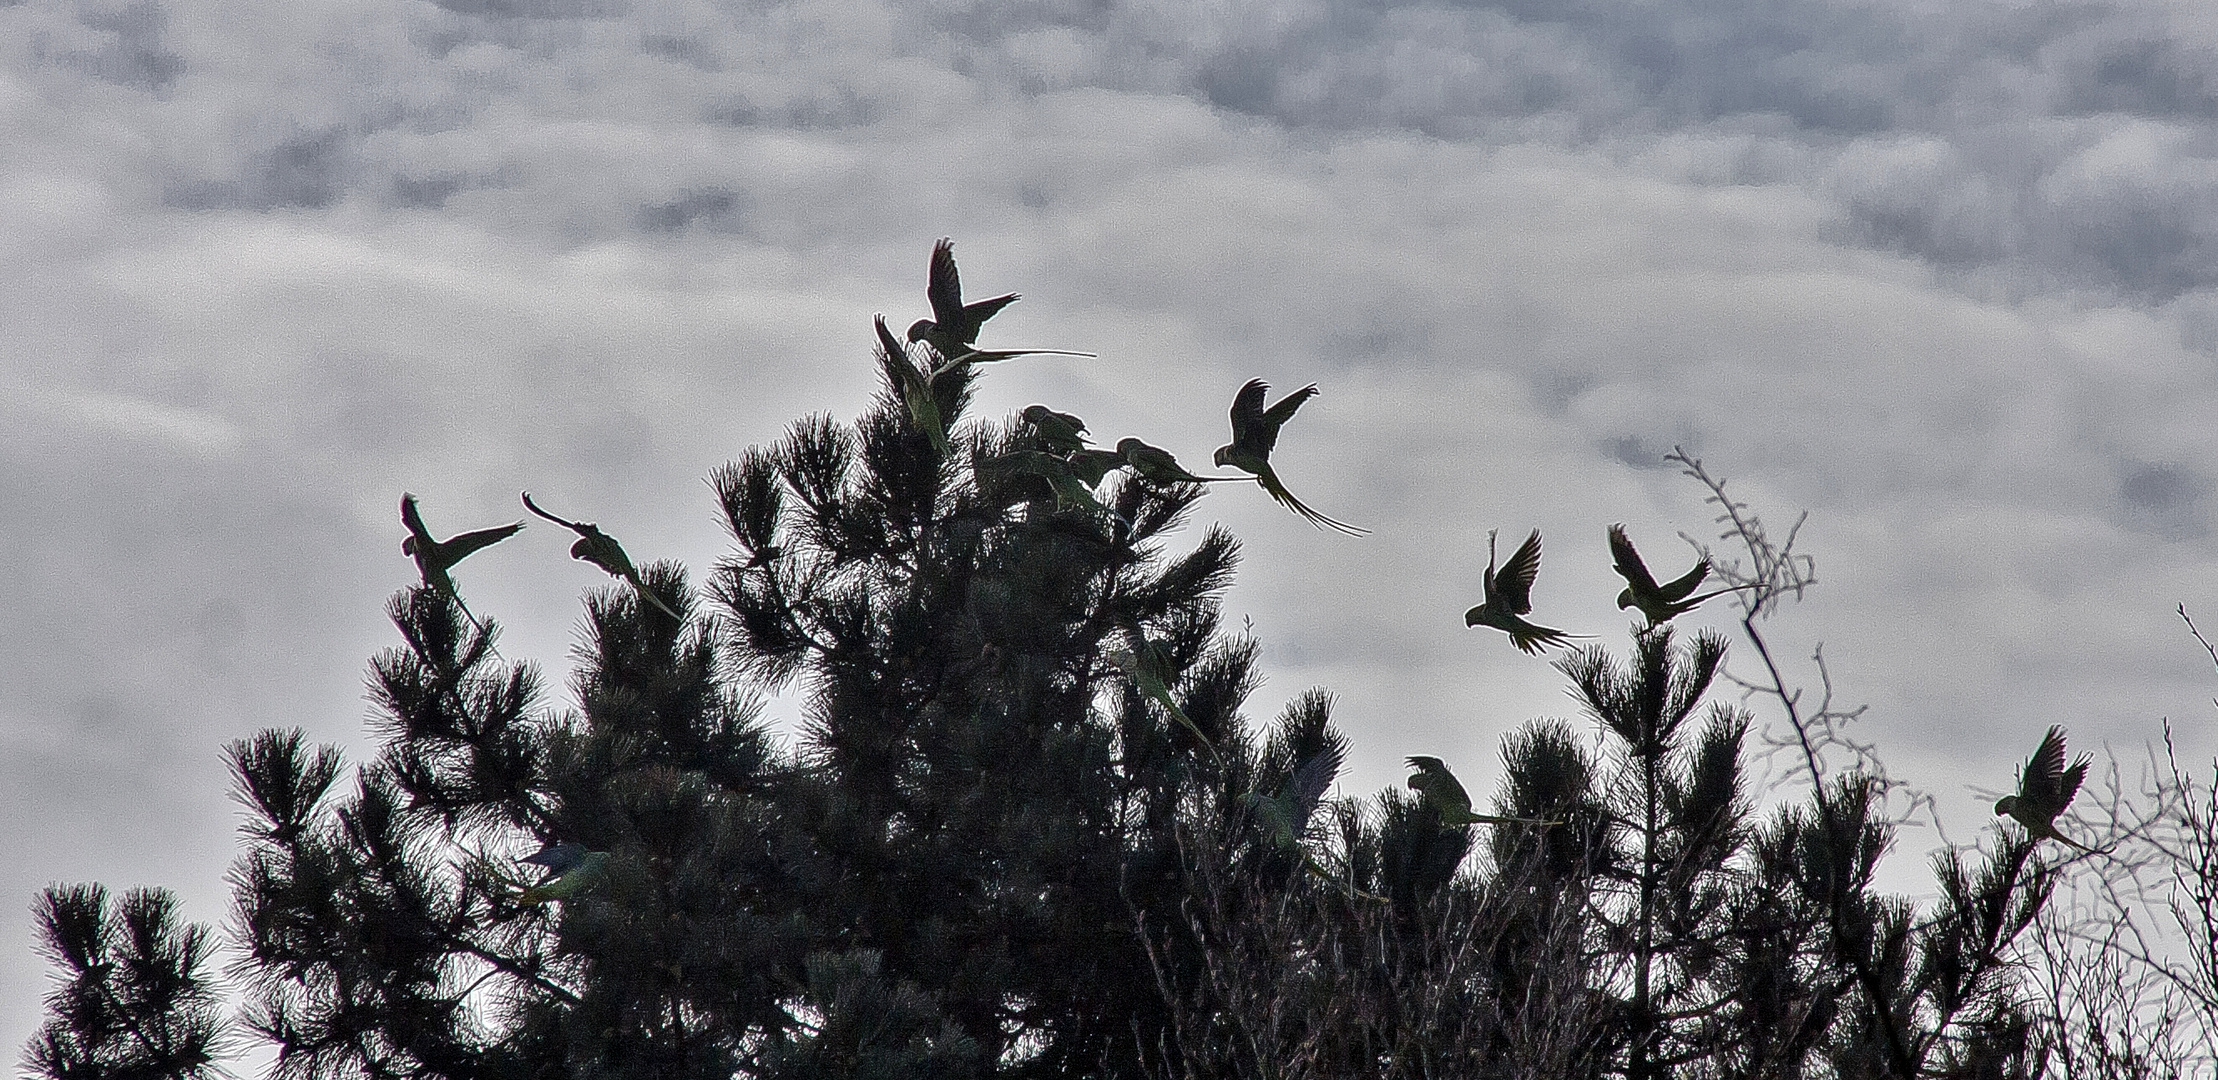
[389,238,2105,904]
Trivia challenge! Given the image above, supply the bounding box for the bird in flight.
[1212,379,1366,535]
[1246,742,1384,900]
[1465,529,1583,654]
[1994,726,2099,853]
[400,493,523,626]
[1608,524,1741,625]
[520,492,682,621]
[1405,756,1562,826]
[906,236,1022,362]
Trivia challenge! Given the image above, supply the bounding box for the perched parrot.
[516,847,611,905]
[905,237,1022,362]
[1405,756,1562,827]
[519,840,590,874]
[1212,379,1366,535]
[877,313,949,454]
[1995,726,2099,853]
[1106,635,1214,750]
[1064,448,1129,487]
[1021,405,1090,452]
[400,493,523,625]
[520,492,682,620]
[991,450,1117,518]
[1117,438,1242,485]
[1608,524,1740,626]
[1464,529,1583,654]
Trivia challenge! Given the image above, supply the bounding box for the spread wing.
[1493,529,1545,615]
[441,522,524,562]
[1286,743,1345,832]
[1260,384,1319,447]
[961,293,1019,331]
[1227,379,1272,453]
[2021,726,2071,815]
[1656,557,1712,603]
[927,237,966,332]
[1609,524,1661,597]
[400,492,431,541]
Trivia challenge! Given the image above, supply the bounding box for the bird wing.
[1227,379,1272,453]
[400,493,432,541]
[960,293,1019,334]
[927,237,966,333]
[442,522,525,563]
[1608,524,1663,597]
[2057,750,2090,815]
[1286,744,1345,831]
[1258,384,1320,453]
[2021,726,2070,815]
[1656,558,1712,603]
[520,491,588,535]
[1407,756,1472,816]
[1493,529,1546,615]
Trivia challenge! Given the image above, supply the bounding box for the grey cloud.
[2117,461,2209,539]
[50,0,181,92]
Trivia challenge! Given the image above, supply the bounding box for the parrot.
[1994,725,2100,854]
[400,493,523,627]
[1608,524,1743,625]
[1211,379,1366,535]
[1406,756,1562,827]
[520,492,682,621]
[1464,529,1583,654]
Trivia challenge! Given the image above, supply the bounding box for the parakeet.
[1405,756,1562,826]
[1609,524,1739,626]
[1021,405,1090,452]
[1994,726,2098,853]
[1464,529,1583,654]
[399,493,523,626]
[516,848,611,905]
[1211,379,1366,535]
[1117,437,1242,484]
[991,450,1117,518]
[1106,635,1214,750]
[877,313,949,454]
[906,237,1022,362]
[520,492,682,621]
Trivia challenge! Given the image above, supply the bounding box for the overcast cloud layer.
[8,0,2218,1048]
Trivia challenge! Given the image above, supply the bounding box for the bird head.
[1993,795,2017,817]
[401,536,417,556]
[570,538,596,561]
[1616,588,1635,610]
[1116,437,1143,458]
[1463,605,1485,627]
[905,319,935,343]
[1212,444,1233,467]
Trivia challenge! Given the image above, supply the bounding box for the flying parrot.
[1994,725,2100,854]
[1405,756,1562,827]
[1464,529,1584,654]
[1212,379,1366,535]
[904,238,1091,371]
[520,492,682,621]
[1244,743,1385,901]
[1608,524,1741,626]
[399,493,523,626]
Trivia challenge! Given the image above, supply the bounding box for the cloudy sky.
[9,0,2218,1047]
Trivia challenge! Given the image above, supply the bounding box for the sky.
[7,0,2218,1050]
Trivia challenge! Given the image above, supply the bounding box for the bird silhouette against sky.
[1405,756,1561,826]
[1608,523,1744,626]
[1995,725,2100,854]
[1464,529,1583,653]
[399,492,523,628]
[520,492,682,621]
[1212,379,1366,535]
